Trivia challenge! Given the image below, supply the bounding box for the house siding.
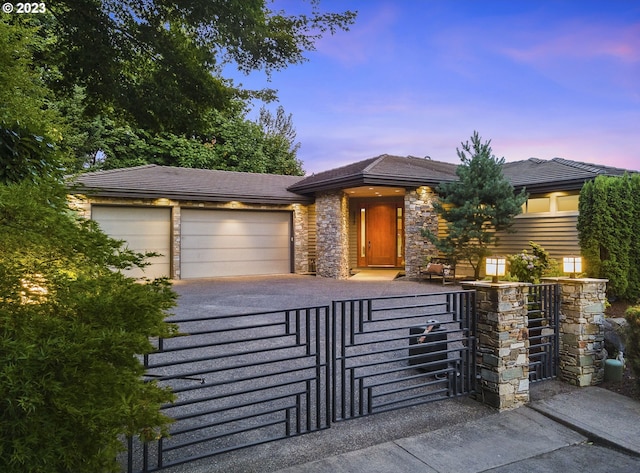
[493,213,580,260]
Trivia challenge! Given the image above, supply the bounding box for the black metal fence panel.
[528,283,560,382]
[127,306,331,472]
[331,291,477,421]
[126,291,477,472]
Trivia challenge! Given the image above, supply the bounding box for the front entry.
[356,200,403,267]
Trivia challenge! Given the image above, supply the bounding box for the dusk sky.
[230,0,640,175]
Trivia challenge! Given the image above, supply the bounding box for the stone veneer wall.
[292,203,310,274]
[315,191,350,279]
[547,277,607,386]
[462,281,530,410]
[69,195,310,279]
[404,187,439,278]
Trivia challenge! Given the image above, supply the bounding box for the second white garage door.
[181,209,292,278]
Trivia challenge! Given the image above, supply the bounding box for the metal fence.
[128,306,331,472]
[126,290,477,472]
[527,283,560,382]
[332,291,477,421]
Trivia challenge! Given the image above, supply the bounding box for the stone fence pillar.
[543,277,608,386]
[462,281,530,410]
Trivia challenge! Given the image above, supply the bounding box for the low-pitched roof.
[288,154,459,194]
[290,155,634,195]
[72,157,635,204]
[502,157,632,193]
[72,164,311,204]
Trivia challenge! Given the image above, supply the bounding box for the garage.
[181,209,292,278]
[91,206,172,280]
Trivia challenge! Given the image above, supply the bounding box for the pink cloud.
[500,20,640,64]
[313,3,400,66]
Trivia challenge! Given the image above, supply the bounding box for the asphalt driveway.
[170,273,461,320]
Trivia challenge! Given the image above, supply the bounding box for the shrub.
[625,306,640,389]
[507,241,555,284]
[578,174,640,300]
[0,177,178,473]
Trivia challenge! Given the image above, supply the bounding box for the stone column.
[292,203,309,274]
[404,187,439,278]
[315,191,350,279]
[544,277,608,386]
[462,281,530,410]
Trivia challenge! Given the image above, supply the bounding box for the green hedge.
[578,174,640,301]
[625,306,640,388]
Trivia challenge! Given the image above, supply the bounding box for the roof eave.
[288,174,453,194]
[75,187,312,205]
[512,178,591,194]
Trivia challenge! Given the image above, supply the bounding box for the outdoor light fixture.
[563,256,582,278]
[485,257,506,284]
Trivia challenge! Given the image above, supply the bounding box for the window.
[519,192,580,216]
[557,195,579,212]
[360,208,366,257]
[396,207,403,258]
[525,197,550,213]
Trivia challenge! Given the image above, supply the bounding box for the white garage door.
[181,209,292,278]
[91,206,171,280]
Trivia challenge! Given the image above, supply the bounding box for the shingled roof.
[502,157,632,193]
[72,157,635,203]
[287,154,459,194]
[72,165,310,204]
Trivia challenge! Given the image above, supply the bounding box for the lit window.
[557,195,579,212]
[360,208,366,257]
[526,197,550,213]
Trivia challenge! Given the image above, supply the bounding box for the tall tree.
[81,106,304,175]
[0,17,61,139]
[259,105,303,175]
[46,0,356,136]
[424,132,528,279]
[578,174,639,300]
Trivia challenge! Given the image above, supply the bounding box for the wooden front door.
[365,203,397,266]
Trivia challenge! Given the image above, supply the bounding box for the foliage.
[81,107,304,175]
[578,174,640,300]
[0,125,60,184]
[0,17,60,136]
[423,132,528,279]
[624,306,640,389]
[0,128,178,472]
[45,1,356,136]
[507,241,557,284]
[3,3,353,175]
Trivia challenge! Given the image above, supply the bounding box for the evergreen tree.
[424,132,528,279]
[578,174,639,300]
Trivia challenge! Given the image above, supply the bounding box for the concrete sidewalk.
[274,387,640,473]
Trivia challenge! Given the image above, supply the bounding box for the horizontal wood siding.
[493,214,580,259]
[435,212,579,277]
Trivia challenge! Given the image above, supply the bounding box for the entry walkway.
[274,387,640,473]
